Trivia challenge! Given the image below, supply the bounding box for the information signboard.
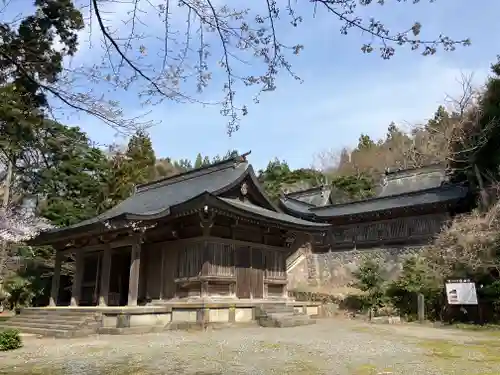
[445,279,478,305]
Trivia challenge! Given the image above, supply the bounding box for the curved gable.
[214,165,281,212]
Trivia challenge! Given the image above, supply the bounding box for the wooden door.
[235,246,251,299]
[251,248,264,299]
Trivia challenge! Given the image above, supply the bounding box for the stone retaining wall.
[288,245,425,289]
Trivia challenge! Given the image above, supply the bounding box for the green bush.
[385,256,443,321]
[351,258,388,313]
[0,329,23,351]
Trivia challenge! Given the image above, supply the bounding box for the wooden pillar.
[201,281,208,298]
[127,239,141,306]
[49,252,63,306]
[70,251,84,306]
[98,246,112,306]
[282,282,288,300]
[159,248,165,300]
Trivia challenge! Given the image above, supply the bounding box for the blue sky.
[5,0,500,170]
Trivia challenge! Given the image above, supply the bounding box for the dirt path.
[1,318,499,374]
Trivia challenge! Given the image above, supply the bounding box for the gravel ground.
[1,319,500,375]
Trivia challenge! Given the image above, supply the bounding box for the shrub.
[0,329,22,351]
[351,258,388,313]
[386,256,443,321]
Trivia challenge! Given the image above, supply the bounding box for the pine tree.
[101,130,156,209]
[357,134,375,149]
[125,130,156,184]
[194,153,203,169]
[202,156,211,166]
[28,121,109,227]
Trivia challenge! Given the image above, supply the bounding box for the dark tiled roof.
[377,164,448,197]
[284,185,331,206]
[280,196,316,212]
[35,156,326,243]
[311,184,468,218]
[220,198,329,229]
[280,164,467,220]
[328,187,354,204]
[44,159,251,234]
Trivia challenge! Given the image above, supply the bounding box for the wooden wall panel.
[162,244,178,299]
[145,244,163,300]
[331,213,449,247]
[235,246,251,299]
[251,248,264,299]
[267,284,283,297]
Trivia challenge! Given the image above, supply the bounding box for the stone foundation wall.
[288,245,425,289]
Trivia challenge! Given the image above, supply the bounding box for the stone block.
[306,306,319,316]
[209,308,229,323]
[172,309,197,322]
[101,315,118,328]
[129,313,171,327]
[234,308,253,322]
[116,314,130,328]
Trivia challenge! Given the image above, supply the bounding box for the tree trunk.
[474,164,489,211]
[0,159,13,297]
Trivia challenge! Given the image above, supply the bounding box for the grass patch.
[418,340,463,360]
[452,323,500,333]
[418,337,500,373]
[258,342,282,350]
[0,317,10,322]
[283,359,322,375]
[348,364,378,375]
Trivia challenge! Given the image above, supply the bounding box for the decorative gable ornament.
[240,182,248,196]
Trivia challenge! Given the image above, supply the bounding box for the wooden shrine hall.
[30,153,331,308]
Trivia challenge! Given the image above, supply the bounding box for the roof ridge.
[281,195,317,207]
[284,185,328,197]
[384,163,445,177]
[136,151,251,193]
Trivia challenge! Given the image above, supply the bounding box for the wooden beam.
[60,236,139,254]
[154,236,289,253]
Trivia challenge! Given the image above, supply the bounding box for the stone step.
[8,315,97,326]
[259,315,316,328]
[266,312,302,320]
[20,309,97,317]
[0,320,82,331]
[256,305,296,318]
[1,310,100,338]
[7,316,94,325]
[0,325,95,338]
[275,317,316,328]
